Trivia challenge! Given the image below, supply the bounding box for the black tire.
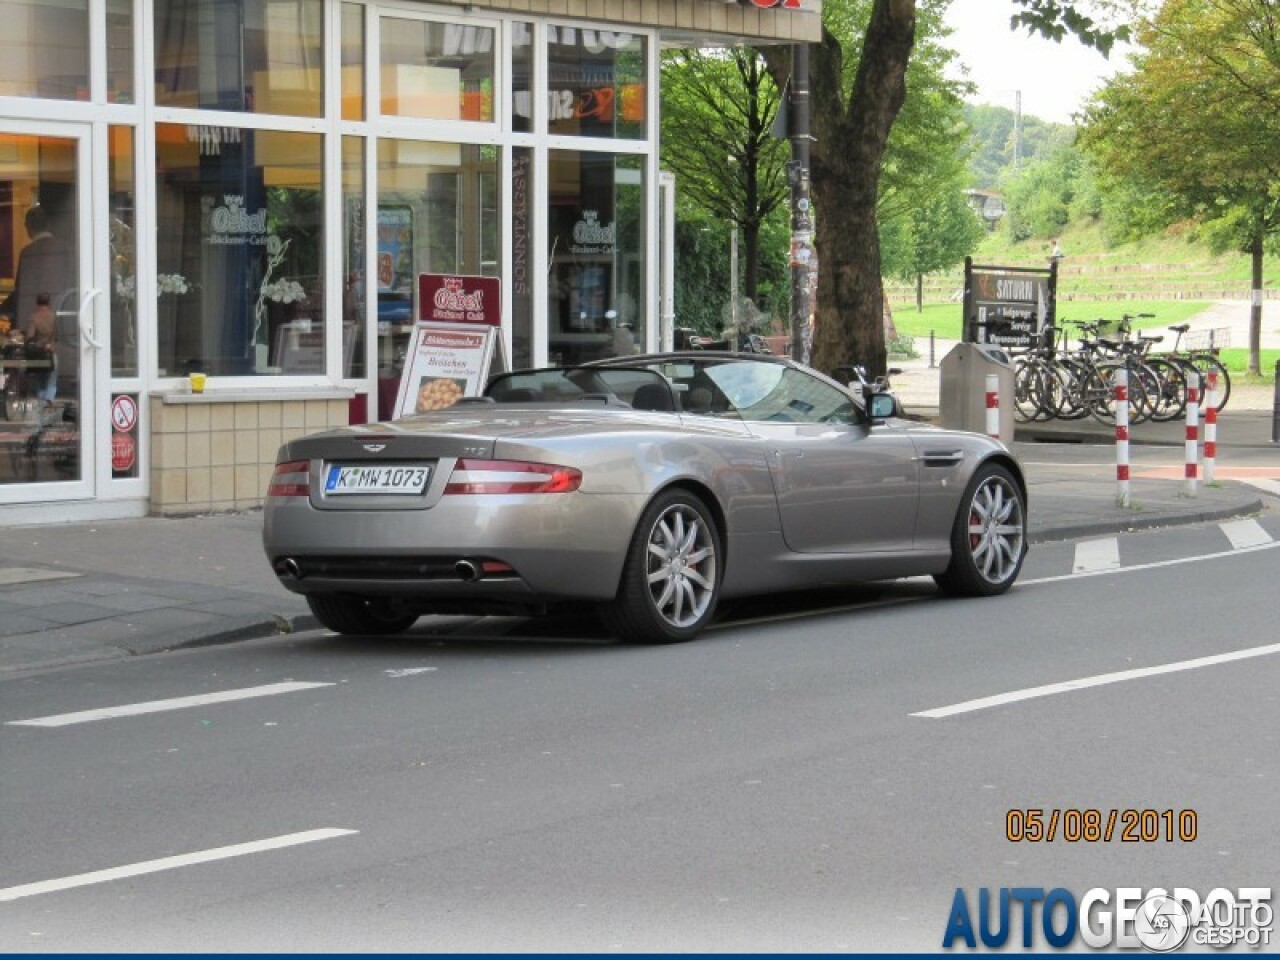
[934,463,1027,597]
[306,594,419,636]
[1189,353,1231,411]
[601,489,721,644]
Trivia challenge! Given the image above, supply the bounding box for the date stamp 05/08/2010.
[1005,808,1197,843]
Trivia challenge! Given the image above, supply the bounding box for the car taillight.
[267,460,311,497]
[444,459,582,495]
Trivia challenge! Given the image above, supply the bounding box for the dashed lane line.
[0,829,359,902]
[4,681,335,728]
[1221,518,1273,550]
[1072,537,1120,573]
[1022,538,1280,586]
[912,642,1280,719]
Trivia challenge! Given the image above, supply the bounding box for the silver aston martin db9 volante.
[263,353,1027,643]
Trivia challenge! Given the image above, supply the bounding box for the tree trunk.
[1249,230,1263,377]
[807,0,916,380]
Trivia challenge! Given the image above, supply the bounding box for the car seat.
[630,382,674,411]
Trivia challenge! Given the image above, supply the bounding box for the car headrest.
[631,382,674,412]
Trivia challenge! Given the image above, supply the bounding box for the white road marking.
[1023,538,1280,585]
[1073,537,1119,573]
[5,681,335,728]
[0,829,358,902]
[913,641,1280,719]
[385,667,438,678]
[1221,518,1273,550]
[1237,477,1280,497]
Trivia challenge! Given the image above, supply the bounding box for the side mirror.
[864,388,897,421]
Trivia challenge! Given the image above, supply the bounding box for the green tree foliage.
[963,104,1076,190]
[997,139,1101,241]
[667,0,1125,376]
[1080,0,1280,373]
[660,48,789,309]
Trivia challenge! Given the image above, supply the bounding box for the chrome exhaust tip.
[281,558,302,579]
[455,559,481,582]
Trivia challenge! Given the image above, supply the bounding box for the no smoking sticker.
[111,394,138,433]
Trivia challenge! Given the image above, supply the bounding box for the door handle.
[78,288,103,350]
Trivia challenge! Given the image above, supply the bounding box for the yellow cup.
[189,372,207,394]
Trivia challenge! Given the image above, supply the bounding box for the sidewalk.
[1,420,1274,675]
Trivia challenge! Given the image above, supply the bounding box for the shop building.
[0,0,818,525]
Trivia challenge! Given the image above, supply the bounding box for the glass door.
[0,122,96,499]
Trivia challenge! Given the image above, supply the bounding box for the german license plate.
[324,464,430,495]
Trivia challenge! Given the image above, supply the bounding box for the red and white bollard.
[1184,370,1200,497]
[1203,370,1218,484]
[1114,369,1130,507]
[985,374,999,440]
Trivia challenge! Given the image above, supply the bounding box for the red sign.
[418,274,502,327]
[111,394,138,433]
[747,0,802,6]
[111,432,136,472]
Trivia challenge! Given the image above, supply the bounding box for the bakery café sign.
[418,273,502,327]
[571,210,615,255]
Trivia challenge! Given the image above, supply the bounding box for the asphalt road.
[2,512,1278,952]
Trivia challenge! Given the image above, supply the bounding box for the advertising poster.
[393,323,498,419]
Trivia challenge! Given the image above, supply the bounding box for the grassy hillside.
[888,226,1278,381]
[887,223,1280,305]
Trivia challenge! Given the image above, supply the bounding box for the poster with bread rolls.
[393,321,504,420]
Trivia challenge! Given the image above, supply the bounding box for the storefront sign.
[745,0,802,7]
[571,211,615,255]
[963,258,1058,349]
[205,195,268,246]
[393,323,501,419]
[418,274,502,327]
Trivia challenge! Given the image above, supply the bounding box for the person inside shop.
[27,292,59,408]
[0,205,70,337]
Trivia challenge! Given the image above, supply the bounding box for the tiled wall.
[148,392,353,516]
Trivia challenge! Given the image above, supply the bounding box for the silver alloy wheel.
[965,473,1026,585]
[645,502,718,628]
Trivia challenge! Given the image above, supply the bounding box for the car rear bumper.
[263,491,646,603]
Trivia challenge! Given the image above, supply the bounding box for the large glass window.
[107,0,134,104]
[109,126,138,377]
[0,0,89,101]
[0,132,81,485]
[154,124,324,378]
[511,21,533,134]
[546,27,646,140]
[341,3,364,121]
[374,139,498,418]
[154,0,324,117]
[380,17,494,122]
[548,151,645,365]
[342,137,365,379]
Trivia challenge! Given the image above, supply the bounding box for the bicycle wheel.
[1126,360,1159,425]
[1054,357,1093,420]
[1144,357,1187,423]
[1188,353,1231,411]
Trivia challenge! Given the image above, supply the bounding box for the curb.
[1029,497,1266,544]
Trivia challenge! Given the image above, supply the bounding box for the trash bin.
[939,343,1016,442]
